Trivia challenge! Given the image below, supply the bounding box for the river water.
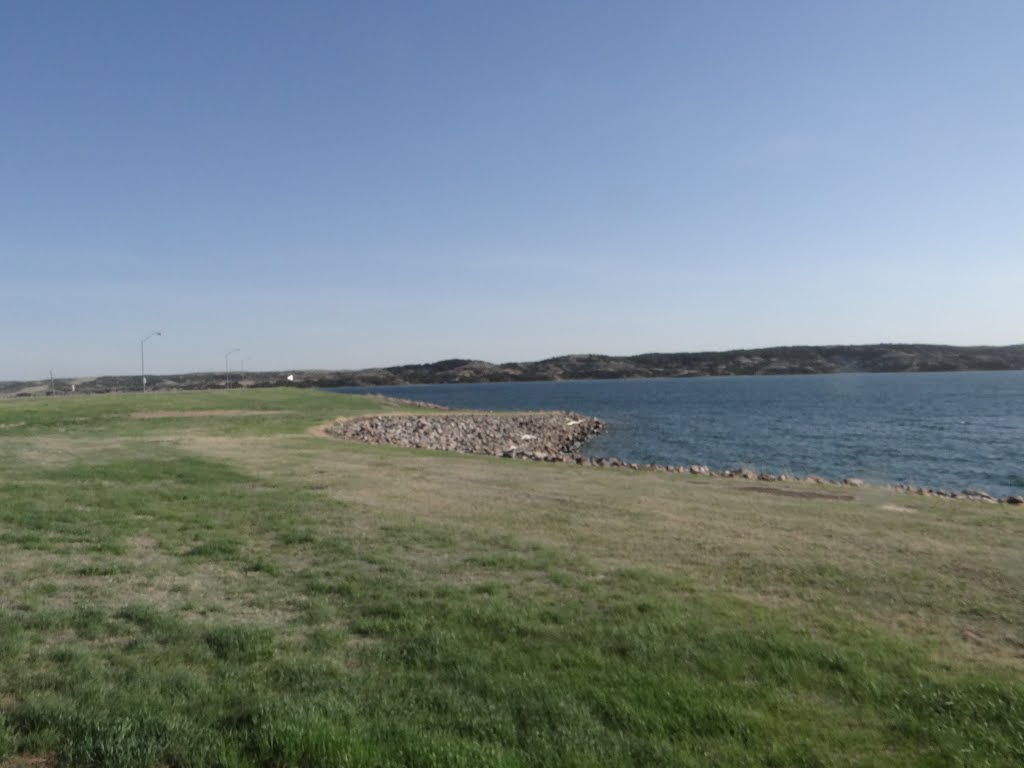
[327,371,1024,497]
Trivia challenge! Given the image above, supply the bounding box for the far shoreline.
[4,342,1024,396]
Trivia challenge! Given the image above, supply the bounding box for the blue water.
[327,371,1024,497]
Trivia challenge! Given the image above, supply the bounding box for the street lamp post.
[225,348,240,388]
[140,331,162,392]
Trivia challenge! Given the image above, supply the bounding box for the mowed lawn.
[0,389,1021,768]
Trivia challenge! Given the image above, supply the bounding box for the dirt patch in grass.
[126,535,158,551]
[131,410,290,419]
[737,486,855,501]
[0,755,56,768]
[881,503,918,513]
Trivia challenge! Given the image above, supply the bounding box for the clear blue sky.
[2,1,1021,379]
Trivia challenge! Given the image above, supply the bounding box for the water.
[327,371,1024,497]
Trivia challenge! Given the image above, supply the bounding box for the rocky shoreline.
[324,411,1024,506]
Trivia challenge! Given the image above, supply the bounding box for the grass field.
[0,388,1021,767]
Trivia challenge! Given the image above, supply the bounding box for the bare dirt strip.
[131,410,290,419]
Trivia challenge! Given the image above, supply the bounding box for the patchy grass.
[0,388,1022,767]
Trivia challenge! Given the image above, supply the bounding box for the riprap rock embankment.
[325,412,605,460]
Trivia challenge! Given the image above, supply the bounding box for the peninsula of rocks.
[325,411,605,460]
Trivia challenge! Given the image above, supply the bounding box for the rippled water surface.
[328,372,1024,497]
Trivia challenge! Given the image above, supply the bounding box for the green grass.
[0,388,1022,767]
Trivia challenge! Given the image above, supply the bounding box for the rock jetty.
[325,412,605,459]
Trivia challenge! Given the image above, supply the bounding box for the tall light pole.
[225,348,240,388]
[140,331,162,392]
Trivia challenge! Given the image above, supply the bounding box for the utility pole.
[141,331,162,392]
[225,348,240,388]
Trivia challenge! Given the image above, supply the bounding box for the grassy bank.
[0,389,1021,767]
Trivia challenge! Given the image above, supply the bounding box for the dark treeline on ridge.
[4,343,1024,396]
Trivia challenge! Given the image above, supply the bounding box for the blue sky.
[2,1,1022,379]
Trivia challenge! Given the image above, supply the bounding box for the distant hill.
[327,344,1024,386]
[4,343,1024,396]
